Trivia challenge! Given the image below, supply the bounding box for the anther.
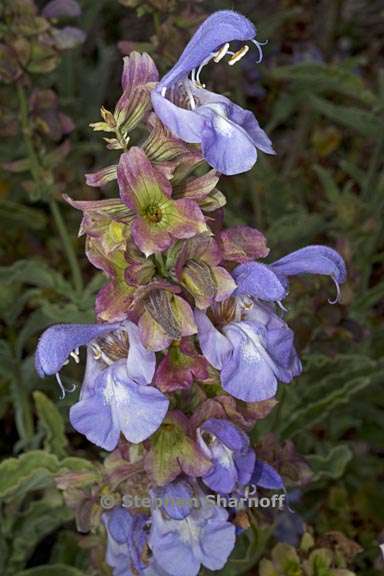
[213,42,230,63]
[228,45,250,66]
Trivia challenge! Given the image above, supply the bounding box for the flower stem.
[17,82,83,294]
[49,197,84,293]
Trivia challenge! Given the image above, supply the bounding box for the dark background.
[0,1,383,574]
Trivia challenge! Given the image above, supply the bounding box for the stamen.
[91,342,113,365]
[228,45,250,66]
[213,42,230,63]
[328,278,341,305]
[251,39,268,64]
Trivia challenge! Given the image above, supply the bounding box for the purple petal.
[202,456,238,494]
[103,507,147,574]
[70,393,119,451]
[109,362,169,444]
[42,0,81,18]
[265,324,302,383]
[228,103,275,155]
[104,507,136,543]
[156,480,194,520]
[35,322,121,377]
[198,105,257,175]
[221,323,278,402]
[271,245,347,285]
[151,92,205,144]
[194,310,232,370]
[252,459,285,490]
[197,507,236,571]
[158,10,256,88]
[200,418,249,451]
[233,262,287,301]
[71,361,169,449]
[149,510,201,576]
[125,321,156,384]
[235,448,256,487]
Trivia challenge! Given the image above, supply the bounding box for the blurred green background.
[0,0,383,574]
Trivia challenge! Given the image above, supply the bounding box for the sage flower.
[102,507,148,576]
[197,418,255,494]
[151,10,274,175]
[35,321,169,449]
[149,480,236,576]
[195,302,301,402]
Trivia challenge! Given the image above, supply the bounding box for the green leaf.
[0,451,94,501]
[33,391,68,458]
[270,62,375,105]
[7,500,73,573]
[306,445,353,481]
[279,362,383,439]
[0,200,47,231]
[0,260,72,294]
[15,566,87,576]
[308,95,381,139]
[0,451,59,500]
[313,165,340,203]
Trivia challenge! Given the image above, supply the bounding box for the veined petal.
[158,10,256,88]
[211,266,237,302]
[132,217,173,257]
[171,198,207,239]
[139,310,172,352]
[219,225,269,263]
[118,146,172,210]
[35,322,120,377]
[233,261,287,301]
[85,164,117,187]
[121,51,159,93]
[151,91,205,144]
